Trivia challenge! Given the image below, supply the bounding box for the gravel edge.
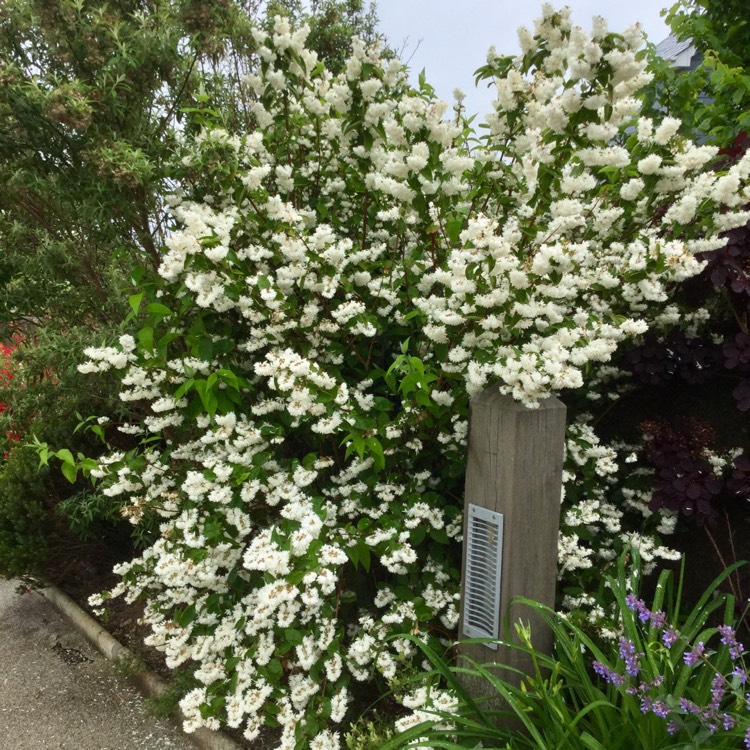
[41,584,241,750]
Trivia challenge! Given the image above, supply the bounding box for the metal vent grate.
[463,504,504,650]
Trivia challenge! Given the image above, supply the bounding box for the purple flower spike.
[717,624,744,658]
[679,697,701,715]
[619,637,642,677]
[709,673,727,709]
[625,594,652,623]
[663,627,679,647]
[650,610,666,630]
[684,642,705,666]
[593,660,624,687]
[718,625,736,644]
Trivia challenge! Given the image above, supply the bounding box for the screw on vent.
[463,504,504,650]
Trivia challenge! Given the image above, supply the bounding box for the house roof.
[655,34,697,67]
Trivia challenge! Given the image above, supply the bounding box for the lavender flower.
[718,625,746,660]
[708,673,727,711]
[718,625,736,644]
[679,697,701,715]
[625,594,667,630]
[684,641,705,666]
[650,610,666,630]
[619,637,642,677]
[722,713,735,731]
[593,660,624,687]
[662,627,679,647]
[626,594,651,622]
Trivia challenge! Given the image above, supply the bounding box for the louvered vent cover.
[463,504,504,650]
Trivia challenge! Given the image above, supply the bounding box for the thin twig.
[704,523,740,602]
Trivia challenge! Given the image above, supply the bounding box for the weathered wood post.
[459,387,566,694]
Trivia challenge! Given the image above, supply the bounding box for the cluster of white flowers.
[558,420,679,577]
[394,686,459,736]
[77,7,750,748]
[555,406,695,623]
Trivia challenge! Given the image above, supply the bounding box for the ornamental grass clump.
[378,552,750,750]
[76,6,750,748]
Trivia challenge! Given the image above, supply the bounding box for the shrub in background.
[0,446,51,577]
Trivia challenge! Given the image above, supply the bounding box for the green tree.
[0,0,383,579]
[645,1,750,146]
[665,0,750,68]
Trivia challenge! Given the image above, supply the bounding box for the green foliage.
[379,552,747,749]
[145,665,200,720]
[0,438,134,578]
[644,1,750,146]
[345,718,395,750]
[665,0,750,69]
[0,446,51,577]
[57,488,121,538]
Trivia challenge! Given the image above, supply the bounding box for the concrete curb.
[41,585,242,750]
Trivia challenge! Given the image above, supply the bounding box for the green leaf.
[174,603,197,628]
[353,436,365,459]
[429,528,450,545]
[411,526,426,545]
[173,378,195,400]
[145,302,172,317]
[358,544,371,573]
[55,448,75,466]
[252,451,271,467]
[445,217,464,245]
[128,293,144,314]
[284,628,303,646]
[156,332,180,360]
[137,326,154,351]
[216,368,240,388]
[365,437,385,471]
[198,337,213,360]
[60,462,78,483]
[77,458,99,473]
[266,659,283,680]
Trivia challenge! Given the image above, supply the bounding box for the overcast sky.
[376,1,672,116]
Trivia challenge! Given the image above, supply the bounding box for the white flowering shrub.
[78,7,750,748]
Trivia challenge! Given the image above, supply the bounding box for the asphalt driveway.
[0,576,193,750]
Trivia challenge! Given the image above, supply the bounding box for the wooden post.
[458,387,566,693]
